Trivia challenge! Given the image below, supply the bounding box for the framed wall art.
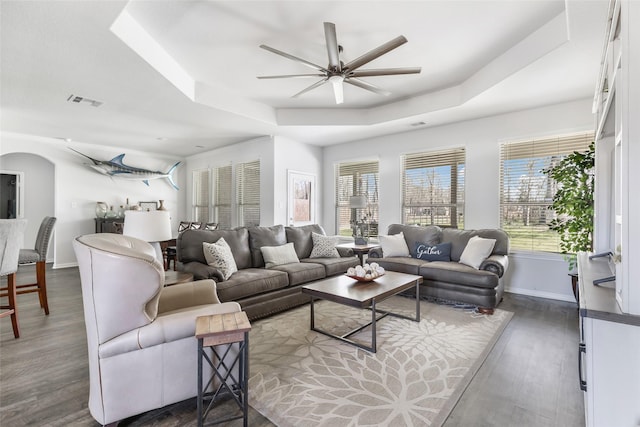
[287,170,315,226]
[139,201,158,211]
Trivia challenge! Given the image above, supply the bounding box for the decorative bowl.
[345,272,384,282]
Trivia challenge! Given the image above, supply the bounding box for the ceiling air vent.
[66,94,103,107]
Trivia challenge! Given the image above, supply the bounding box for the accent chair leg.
[36,261,49,315]
[7,273,20,338]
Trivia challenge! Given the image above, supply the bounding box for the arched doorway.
[0,153,55,261]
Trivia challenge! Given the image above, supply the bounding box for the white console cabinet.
[578,253,640,427]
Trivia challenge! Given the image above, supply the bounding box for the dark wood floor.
[0,265,584,426]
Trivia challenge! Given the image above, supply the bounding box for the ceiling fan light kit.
[258,22,421,104]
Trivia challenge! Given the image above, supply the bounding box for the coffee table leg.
[371,299,377,353]
[310,297,315,330]
[415,278,420,321]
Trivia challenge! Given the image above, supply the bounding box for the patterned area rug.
[248,296,513,427]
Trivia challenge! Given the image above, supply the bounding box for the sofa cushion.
[309,232,340,258]
[215,268,289,302]
[202,238,238,280]
[415,242,452,262]
[271,262,326,286]
[388,224,442,258]
[459,236,496,269]
[373,257,426,275]
[418,261,499,289]
[301,257,360,276]
[179,228,252,270]
[379,232,410,257]
[248,225,287,267]
[261,243,300,268]
[286,224,325,259]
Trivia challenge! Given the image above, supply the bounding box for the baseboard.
[53,262,78,269]
[505,287,577,303]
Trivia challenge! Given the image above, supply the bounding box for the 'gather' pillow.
[415,242,452,262]
[261,243,300,268]
[309,232,340,258]
[379,232,410,257]
[202,237,238,280]
[458,236,496,269]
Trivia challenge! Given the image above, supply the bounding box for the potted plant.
[544,142,595,273]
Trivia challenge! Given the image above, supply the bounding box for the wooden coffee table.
[301,271,423,353]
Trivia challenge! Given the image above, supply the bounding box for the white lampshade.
[123,210,172,263]
[123,210,172,243]
[349,195,367,209]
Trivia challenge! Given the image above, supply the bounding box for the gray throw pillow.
[202,238,238,280]
[309,232,340,258]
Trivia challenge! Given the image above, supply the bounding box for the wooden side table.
[337,242,381,265]
[195,311,251,427]
[164,270,194,286]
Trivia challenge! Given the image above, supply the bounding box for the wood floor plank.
[1,266,584,426]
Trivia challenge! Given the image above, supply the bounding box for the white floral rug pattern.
[248,296,513,427]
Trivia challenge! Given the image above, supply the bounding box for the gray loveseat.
[177,224,359,320]
[369,224,509,313]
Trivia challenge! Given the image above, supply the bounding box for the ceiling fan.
[257,22,421,104]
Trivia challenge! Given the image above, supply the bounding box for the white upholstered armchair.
[73,233,240,426]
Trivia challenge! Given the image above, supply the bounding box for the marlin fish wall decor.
[69,148,180,190]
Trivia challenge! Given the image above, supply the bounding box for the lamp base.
[354,237,368,245]
[150,241,164,265]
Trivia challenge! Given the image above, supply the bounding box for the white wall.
[273,136,323,226]
[0,132,186,267]
[323,98,595,301]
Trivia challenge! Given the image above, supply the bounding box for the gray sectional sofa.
[177,224,359,320]
[369,224,510,313]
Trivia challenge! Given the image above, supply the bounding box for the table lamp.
[123,210,172,263]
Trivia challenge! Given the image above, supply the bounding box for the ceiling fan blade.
[349,67,421,77]
[345,77,391,96]
[260,44,328,73]
[257,74,326,79]
[343,35,408,72]
[292,78,329,98]
[324,22,341,72]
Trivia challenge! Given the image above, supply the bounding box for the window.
[236,160,260,226]
[213,165,232,229]
[401,148,465,228]
[192,169,210,222]
[335,160,379,237]
[499,132,593,252]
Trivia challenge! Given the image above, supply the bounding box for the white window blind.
[213,165,232,229]
[499,132,593,252]
[335,160,379,237]
[236,160,260,227]
[401,147,465,228]
[192,169,210,222]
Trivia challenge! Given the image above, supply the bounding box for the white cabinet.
[593,0,640,315]
[578,253,640,427]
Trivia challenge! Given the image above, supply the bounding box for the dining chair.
[0,219,28,338]
[16,216,56,315]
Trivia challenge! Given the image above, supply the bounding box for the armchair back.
[73,233,163,344]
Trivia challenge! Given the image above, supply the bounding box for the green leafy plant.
[544,142,595,270]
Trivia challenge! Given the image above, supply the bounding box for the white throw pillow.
[459,236,496,269]
[379,232,410,257]
[309,232,340,258]
[202,237,238,280]
[261,243,300,268]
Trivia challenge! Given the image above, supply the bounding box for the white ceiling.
[0,1,608,157]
